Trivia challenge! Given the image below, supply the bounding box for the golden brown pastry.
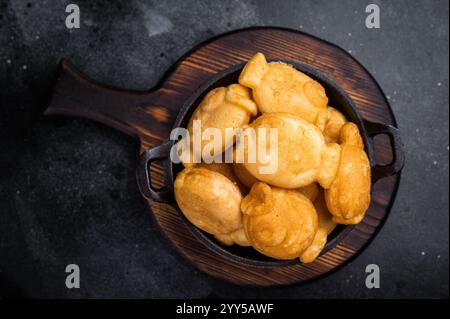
[195,162,235,181]
[236,112,341,189]
[299,229,328,263]
[297,182,319,202]
[241,183,318,260]
[300,190,337,263]
[196,162,248,195]
[231,163,259,189]
[171,53,373,261]
[325,123,371,224]
[179,84,258,165]
[315,190,338,235]
[239,52,328,123]
[316,106,347,143]
[174,167,245,244]
[214,228,251,247]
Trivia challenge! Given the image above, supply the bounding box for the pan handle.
[136,141,173,203]
[364,119,405,183]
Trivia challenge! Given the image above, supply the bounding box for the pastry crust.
[180,84,257,165]
[299,190,337,263]
[241,183,318,260]
[215,228,251,247]
[239,52,328,123]
[315,190,338,235]
[174,167,243,236]
[325,123,371,224]
[172,53,373,260]
[196,162,248,195]
[316,106,347,144]
[297,182,319,202]
[299,228,327,263]
[237,112,341,189]
[232,163,259,189]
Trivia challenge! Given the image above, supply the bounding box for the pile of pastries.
[174,53,371,263]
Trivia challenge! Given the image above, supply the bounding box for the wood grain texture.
[46,27,401,286]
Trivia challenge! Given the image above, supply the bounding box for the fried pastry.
[196,162,248,195]
[237,112,341,189]
[300,190,337,263]
[299,228,327,263]
[315,190,338,235]
[174,167,243,237]
[241,183,318,260]
[180,84,258,165]
[231,163,259,189]
[316,106,347,143]
[297,182,319,202]
[239,52,328,123]
[214,228,251,247]
[325,123,371,224]
[172,53,374,260]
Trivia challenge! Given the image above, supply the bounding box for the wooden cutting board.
[45,27,401,286]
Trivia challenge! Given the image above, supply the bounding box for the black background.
[0,0,448,298]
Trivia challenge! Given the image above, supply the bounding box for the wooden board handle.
[45,59,172,144]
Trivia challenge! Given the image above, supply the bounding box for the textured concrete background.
[0,0,448,298]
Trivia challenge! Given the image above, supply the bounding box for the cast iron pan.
[45,27,404,286]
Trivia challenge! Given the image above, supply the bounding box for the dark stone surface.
[0,0,448,298]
